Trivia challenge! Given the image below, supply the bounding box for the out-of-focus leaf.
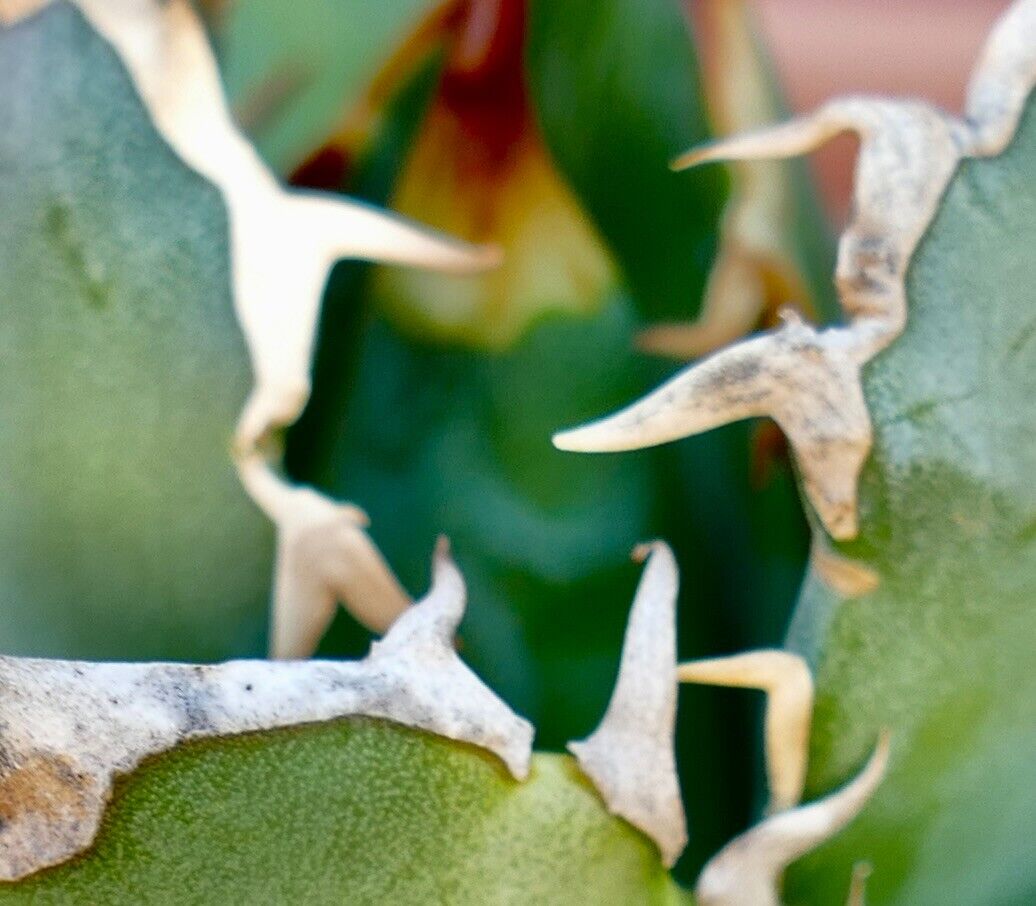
[523,0,815,653]
[0,4,271,660]
[637,0,838,359]
[523,0,820,873]
[218,0,442,173]
[0,719,691,905]
[297,294,660,734]
[281,1,823,881]
[525,0,724,321]
[785,96,1036,905]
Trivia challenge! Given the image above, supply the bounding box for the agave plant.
[0,0,1032,903]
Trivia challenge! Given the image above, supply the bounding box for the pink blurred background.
[752,0,1008,218]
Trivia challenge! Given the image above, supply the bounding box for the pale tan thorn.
[671,106,853,171]
[290,193,502,275]
[846,862,873,906]
[962,0,1036,157]
[678,651,814,814]
[669,94,962,341]
[553,331,779,453]
[810,533,880,598]
[568,542,687,867]
[555,316,872,540]
[599,93,968,544]
[695,731,891,906]
[238,454,411,658]
[636,246,768,359]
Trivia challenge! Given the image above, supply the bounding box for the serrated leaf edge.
[0,540,533,881]
[555,0,1036,547]
[0,0,499,656]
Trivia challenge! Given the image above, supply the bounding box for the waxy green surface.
[786,96,1036,905]
[0,718,691,905]
[0,5,271,660]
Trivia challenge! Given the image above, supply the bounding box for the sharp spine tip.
[567,541,686,866]
[551,427,594,452]
[670,145,711,171]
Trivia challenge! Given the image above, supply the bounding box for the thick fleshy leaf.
[784,53,1036,906]
[0,3,270,659]
[0,719,691,904]
[0,548,686,903]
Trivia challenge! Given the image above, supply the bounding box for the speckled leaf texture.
[785,93,1036,905]
[0,719,689,905]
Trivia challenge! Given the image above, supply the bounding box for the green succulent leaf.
[785,88,1036,906]
[0,3,271,660]
[0,719,690,905]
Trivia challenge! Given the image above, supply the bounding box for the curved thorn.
[963,0,1036,156]
[238,454,411,657]
[556,320,872,540]
[846,861,873,906]
[612,94,970,543]
[671,105,852,171]
[290,193,502,274]
[554,332,779,453]
[568,542,687,867]
[695,732,891,906]
[678,651,814,814]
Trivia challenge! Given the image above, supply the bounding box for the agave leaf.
[0,542,532,880]
[218,0,442,173]
[551,2,1036,899]
[0,543,694,904]
[786,44,1036,906]
[0,1,494,658]
[0,720,692,905]
[0,2,269,658]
